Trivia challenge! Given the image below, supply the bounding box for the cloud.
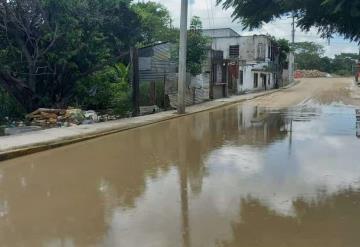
[153,0,359,58]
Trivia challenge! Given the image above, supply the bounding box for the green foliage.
[332,53,359,76]
[0,0,141,111]
[293,42,325,57]
[0,88,25,122]
[74,64,132,116]
[293,42,358,75]
[110,83,132,116]
[217,0,360,42]
[170,16,209,76]
[293,42,325,70]
[133,1,178,45]
[272,38,291,67]
[335,69,352,76]
[187,17,210,76]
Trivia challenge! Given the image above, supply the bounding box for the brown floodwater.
[1,101,360,247]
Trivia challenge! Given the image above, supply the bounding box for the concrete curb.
[0,81,299,161]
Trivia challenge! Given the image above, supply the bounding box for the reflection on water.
[0,102,360,247]
[222,188,360,247]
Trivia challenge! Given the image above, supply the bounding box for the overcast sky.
[152,0,359,58]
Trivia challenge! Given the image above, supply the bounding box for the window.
[229,45,240,58]
[254,73,258,88]
[239,70,244,85]
[257,43,265,60]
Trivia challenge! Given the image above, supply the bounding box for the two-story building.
[203,28,284,94]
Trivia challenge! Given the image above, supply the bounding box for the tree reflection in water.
[221,187,360,247]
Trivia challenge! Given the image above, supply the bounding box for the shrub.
[110,83,132,116]
[0,88,25,123]
[74,63,132,116]
[334,69,353,76]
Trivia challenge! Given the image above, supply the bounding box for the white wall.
[238,65,254,92]
[211,37,242,59]
[238,65,275,93]
[211,35,272,62]
[252,36,272,62]
[209,35,276,94]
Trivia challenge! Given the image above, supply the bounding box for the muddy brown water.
[1,101,360,247]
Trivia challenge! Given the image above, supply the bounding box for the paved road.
[247,77,360,108]
[1,78,360,247]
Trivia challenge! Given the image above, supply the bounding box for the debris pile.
[26,108,89,127]
[295,70,328,78]
[2,108,123,136]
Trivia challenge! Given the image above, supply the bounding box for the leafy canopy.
[293,42,357,75]
[187,16,210,76]
[170,16,209,76]
[132,1,178,45]
[217,0,360,42]
[0,0,141,111]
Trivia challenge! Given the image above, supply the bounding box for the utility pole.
[291,14,295,44]
[288,13,296,83]
[177,0,188,114]
[131,47,140,117]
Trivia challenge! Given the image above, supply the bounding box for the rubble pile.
[295,70,328,78]
[26,108,96,127]
[2,108,122,135]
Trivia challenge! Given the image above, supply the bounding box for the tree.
[187,16,210,76]
[217,0,360,42]
[293,42,325,57]
[132,1,178,45]
[292,42,357,75]
[170,16,209,76]
[274,38,291,68]
[332,53,359,75]
[0,0,141,112]
[292,42,325,70]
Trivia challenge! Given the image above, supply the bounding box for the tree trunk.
[0,72,37,112]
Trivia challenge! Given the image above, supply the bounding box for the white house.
[203,28,291,94]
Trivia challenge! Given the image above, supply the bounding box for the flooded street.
[1,78,360,247]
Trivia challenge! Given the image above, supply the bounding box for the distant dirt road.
[247,77,360,108]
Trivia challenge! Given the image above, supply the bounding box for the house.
[203,28,292,94]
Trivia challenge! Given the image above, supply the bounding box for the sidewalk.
[0,82,299,161]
